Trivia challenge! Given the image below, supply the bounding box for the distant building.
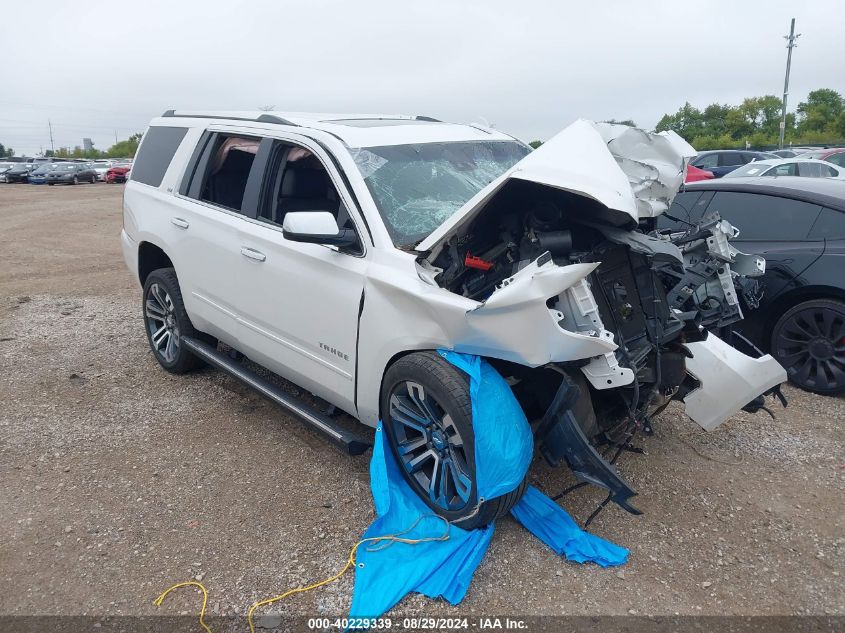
[83,138,93,152]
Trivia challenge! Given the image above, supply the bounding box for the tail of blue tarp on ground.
[349,352,628,619]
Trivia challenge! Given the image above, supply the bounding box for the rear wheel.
[72,176,79,185]
[142,268,204,374]
[380,351,527,529]
[772,299,845,395]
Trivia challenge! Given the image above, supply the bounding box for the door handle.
[171,217,190,229]
[240,247,267,262]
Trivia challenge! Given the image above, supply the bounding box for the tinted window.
[720,152,745,167]
[694,153,719,169]
[708,192,822,240]
[131,126,188,187]
[658,190,714,231]
[808,207,845,239]
[827,153,845,167]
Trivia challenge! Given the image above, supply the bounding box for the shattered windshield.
[350,141,530,246]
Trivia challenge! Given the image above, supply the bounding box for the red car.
[799,147,845,168]
[685,164,715,183]
[106,164,131,183]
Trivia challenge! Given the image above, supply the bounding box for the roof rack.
[161,110,297,126]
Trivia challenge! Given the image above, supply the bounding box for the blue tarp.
[349,352,628,618]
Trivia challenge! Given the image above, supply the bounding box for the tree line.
[0,133,143,160]
[655,88,845,150]
[44,133,143,159]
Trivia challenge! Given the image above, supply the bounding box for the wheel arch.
[138,241,174,286]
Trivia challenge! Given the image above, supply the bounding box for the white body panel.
[684,334,787,431]
[122,112,783,431]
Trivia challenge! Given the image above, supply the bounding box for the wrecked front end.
[415,121,786,518]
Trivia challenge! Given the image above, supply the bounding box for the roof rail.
[160,110,297,126]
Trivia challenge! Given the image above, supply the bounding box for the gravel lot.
[0,184,843,621]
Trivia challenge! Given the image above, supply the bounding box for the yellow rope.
[153,514,451,633]
[247,515,449,633]
[153,580,212,633]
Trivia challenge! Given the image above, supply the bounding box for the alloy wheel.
[144,283,181,364]
[775,306,845,392]
[387,381,472,510]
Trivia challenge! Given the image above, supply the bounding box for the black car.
[690,150,780,178]
[45,163,98,185]
[658,177,845,394]
[2,163,37,183]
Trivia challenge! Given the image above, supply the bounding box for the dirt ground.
[0,184,843,622]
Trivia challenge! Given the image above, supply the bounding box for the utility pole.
[48,119,55,155]
[778,18,800,150]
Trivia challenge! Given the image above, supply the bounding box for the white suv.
[122,111,785,527]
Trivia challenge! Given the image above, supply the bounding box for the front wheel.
[380,351,527,530]
[771,298,845,395]
[142,268,204,373]
[72,176,79,185]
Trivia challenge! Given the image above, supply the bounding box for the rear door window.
[797,162,824,177]
[183,133,262,214]
[695,153,719,170]
[708,192,822,240]
[719,152,745,167]
[131,126,188,187]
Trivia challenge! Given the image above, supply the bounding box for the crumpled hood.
[416,119,695,254]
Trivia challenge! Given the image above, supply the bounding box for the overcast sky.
[1,1,842,156]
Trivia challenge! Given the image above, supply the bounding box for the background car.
[0,162,13,181]
[106,163,131,183]
[799,147,845,168]
[685,164,715,182]
[772,149,799,158]
[27,163,60,184]
[45,163,98,185]
[724,158,844,179]
[2,163,37,183]
[689,149,780,178]
[91,163,111,181]
[659,177,845,395]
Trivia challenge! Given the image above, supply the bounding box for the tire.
[91,175,97,184]
[48,182,54,186]
[380,351,527,529]
[72,176,79,185]
[142,268,204,374]
[771,298,845,395]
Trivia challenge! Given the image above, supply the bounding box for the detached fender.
[683,333,786,431]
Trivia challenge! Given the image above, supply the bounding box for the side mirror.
[281,211,358,248]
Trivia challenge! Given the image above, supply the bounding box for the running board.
[182,337,372,455]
